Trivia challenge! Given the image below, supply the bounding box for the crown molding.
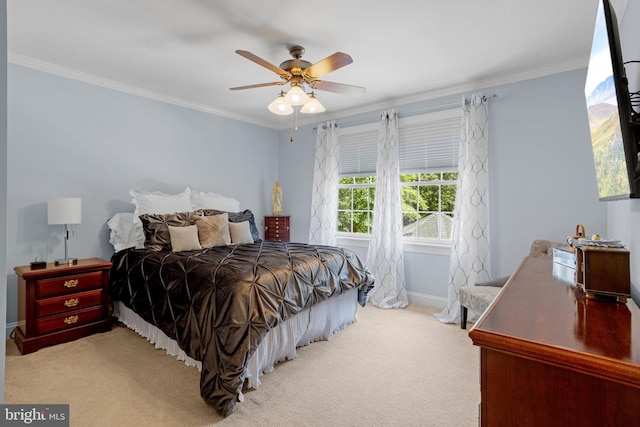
[9,51,585,131]
[8,52,277,129]
[289,58,587,130]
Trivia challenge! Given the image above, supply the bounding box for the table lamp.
[48,197,81,266]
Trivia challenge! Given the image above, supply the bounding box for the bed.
[107,188,375,416]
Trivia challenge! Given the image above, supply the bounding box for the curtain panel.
[308,121,340,246]
[435,93,490,324]
[366,110,408,309]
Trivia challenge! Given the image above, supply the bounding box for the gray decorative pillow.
[168,225,202,252]
[139,210,204,250]
[196,213,231,248]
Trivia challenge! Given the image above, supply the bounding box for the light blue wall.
[6,65,280,329]
[608,0,640,301]
[278,68,608,305]
[5,65,612,324]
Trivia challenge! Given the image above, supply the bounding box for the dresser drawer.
[36,289,103,318]
[36,271,104,298]
[36,306,104,336]
[266,217,285,225]
[267,230,290,241]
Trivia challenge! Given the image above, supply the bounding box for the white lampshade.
[283,85,310,106]
[300,92,326,114]
[48,198,82,225]
[268,92,294,115]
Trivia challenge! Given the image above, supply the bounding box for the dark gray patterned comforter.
[109,241,374,416]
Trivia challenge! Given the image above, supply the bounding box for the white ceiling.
[6,0,628,130]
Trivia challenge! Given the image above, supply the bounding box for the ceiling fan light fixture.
[283,84,310,106]
[268,91,294,115]
[300,92,325,114]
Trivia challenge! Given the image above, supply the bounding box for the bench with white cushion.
[459,239,567,329]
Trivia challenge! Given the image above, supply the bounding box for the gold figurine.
[272,181,282,215]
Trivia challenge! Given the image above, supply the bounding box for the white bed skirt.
[113,288,358,389]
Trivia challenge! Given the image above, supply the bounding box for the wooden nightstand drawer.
[36,289,103,317]
[36,306,104,336]
[36,271,103,298]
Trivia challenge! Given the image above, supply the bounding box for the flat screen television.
[584,0,640,200]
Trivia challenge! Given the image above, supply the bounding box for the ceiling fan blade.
[304,52,353,79]
[311,80,366,96]
[235,50,291,79]
[229,81,287,90]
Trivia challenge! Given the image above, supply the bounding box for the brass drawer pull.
[64,298,80,308]
[63,279,79,288]
[63,315,79,325]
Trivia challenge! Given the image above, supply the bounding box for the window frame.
[336,108,461,253]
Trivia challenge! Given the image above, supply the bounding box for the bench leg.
[461,305,468,329]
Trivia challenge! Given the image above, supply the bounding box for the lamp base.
[55,258,78,266]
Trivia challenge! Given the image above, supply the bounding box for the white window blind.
[338,124,378,175]
[338,108,461,176]
[399,109,461,173]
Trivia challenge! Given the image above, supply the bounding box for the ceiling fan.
[230,45,365,115]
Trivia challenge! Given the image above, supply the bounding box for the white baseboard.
[6,322,17,340]
[406,291,447,309]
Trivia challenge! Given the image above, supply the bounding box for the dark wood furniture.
[14,257,112,354]
[264,215,290,242]
[575,245,630,302]
[469,256,640,426]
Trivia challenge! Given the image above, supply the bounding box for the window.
[338,175,376,233]
[400,172,457,240]
[337,109,461,242]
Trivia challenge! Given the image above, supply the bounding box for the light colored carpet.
[5,304,479,426]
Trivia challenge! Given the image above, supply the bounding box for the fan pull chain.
[289,108,299,142]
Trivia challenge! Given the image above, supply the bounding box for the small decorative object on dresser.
[14,258,112,354]
[264,215,290,242]
[574,245,630,303]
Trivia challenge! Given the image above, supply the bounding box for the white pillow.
[130,187,192,223]
[107,213,145,252]
[190,189,240,212]
[229,221,255,245]
[168,225,202,252]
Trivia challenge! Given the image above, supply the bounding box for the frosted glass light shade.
[283,85,310,106]
[268,93,294,115]
[300,93,326,114]
[48,198,82,225]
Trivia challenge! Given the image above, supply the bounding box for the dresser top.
[15,257,112,278]
[469,256,640,386]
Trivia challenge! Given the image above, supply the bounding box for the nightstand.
[264,215,290,242]
[14,257,112,354]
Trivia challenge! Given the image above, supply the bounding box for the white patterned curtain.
[308,121,340,246]
[435,93,490,324]
[366,110,408,309]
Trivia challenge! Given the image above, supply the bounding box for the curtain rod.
[312,93,498,129]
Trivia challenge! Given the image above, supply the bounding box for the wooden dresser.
[14,257,112,354]
[264,215,290,242]
[469,256,640,426]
